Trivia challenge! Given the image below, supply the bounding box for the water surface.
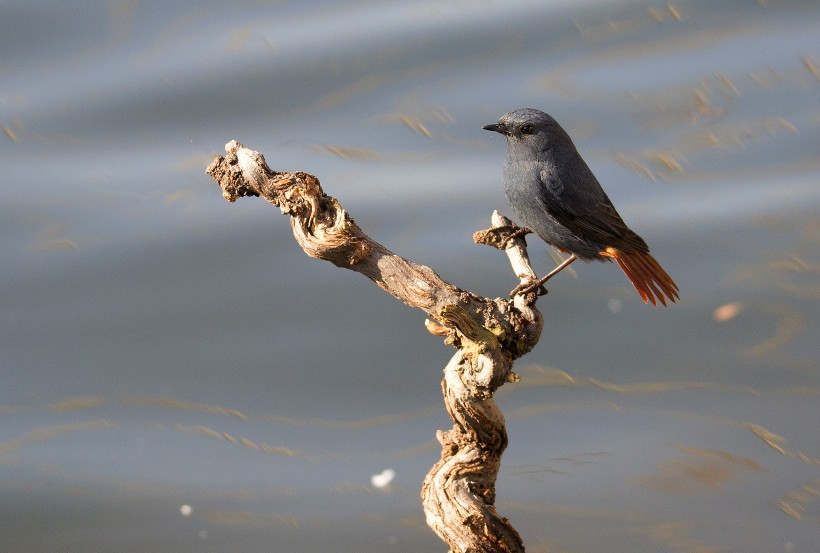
[2,1,819,551]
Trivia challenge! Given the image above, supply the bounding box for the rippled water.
[2,1,819,552]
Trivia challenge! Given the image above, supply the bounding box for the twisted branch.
[207,140,545,553]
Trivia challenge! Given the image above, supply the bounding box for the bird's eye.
[520,124,534,135]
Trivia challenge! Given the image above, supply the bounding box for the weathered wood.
[207,140,544,553]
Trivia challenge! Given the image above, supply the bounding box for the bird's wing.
[537,168,649,253]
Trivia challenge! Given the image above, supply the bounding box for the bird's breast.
[502,158,606,260]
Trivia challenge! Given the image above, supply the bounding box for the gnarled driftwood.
[206,140,544,553]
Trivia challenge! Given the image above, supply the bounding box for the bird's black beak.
[483,122,509,136]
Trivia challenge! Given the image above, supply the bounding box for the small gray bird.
[484,108,679,306]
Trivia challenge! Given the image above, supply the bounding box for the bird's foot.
[510,253,578,298]
[499,226,532,249]
[510,279,548,298]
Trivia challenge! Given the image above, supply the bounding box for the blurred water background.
[2,0,819,551]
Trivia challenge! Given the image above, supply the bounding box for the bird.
[483,108,679,306]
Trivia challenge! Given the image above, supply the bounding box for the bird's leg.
[511,254,578,297]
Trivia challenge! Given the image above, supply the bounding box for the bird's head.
[483,108,567,155]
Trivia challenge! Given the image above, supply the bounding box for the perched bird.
[483,108,679,306]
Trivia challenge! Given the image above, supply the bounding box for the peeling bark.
[207,140,544,553]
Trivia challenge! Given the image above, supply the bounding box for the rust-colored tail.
[604,249,679,307]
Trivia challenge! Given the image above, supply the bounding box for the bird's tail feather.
[603,248,679,307]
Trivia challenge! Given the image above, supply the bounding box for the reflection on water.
[1,0,818,552]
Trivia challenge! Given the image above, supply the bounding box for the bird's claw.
[510,280,547,298]
[499,226,532,249]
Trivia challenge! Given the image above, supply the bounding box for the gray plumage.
[484,108,679,306]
